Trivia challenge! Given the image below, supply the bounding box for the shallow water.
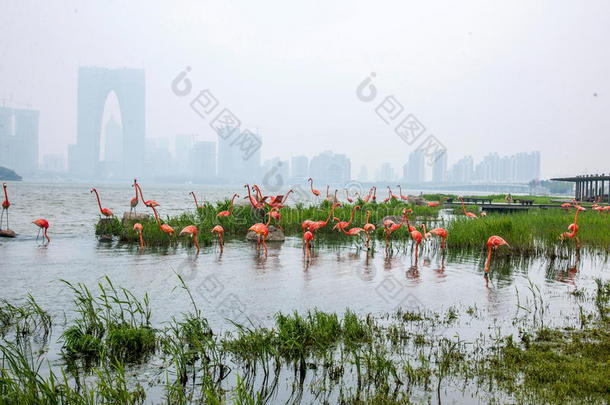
[1,181,608,403]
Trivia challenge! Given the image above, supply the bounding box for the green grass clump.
[447,209,610,254]
[0,295,51,341]
[60,276,155,364]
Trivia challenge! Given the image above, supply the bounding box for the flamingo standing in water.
[212,225,224,251]
[409,226,424,263]
[217,194,240,217]
[133,223,144,248]
[179,225,200,254]
[345,188,354,204]
[308,178,321,199]
[32,219,50,244]
[383,219,403,247]
[333,205,361,232]
[135,183,160,208]
[151,206,175,237]
[560,206,586,248]
[363,210,376,248]
[248,212,272,255]
[90,188,113,217]
[189,191,202,209]
[130,179,139,214]
[428,227,448,250]
[303,230,314,258]
[484,236,510,272]
[1,183,10,230]
[397,185,409,201]
[459,197,478,218]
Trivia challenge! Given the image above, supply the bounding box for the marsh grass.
[0,295,51,341]
[60,276,155,364]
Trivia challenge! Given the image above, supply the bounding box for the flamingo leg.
[262,235,268,255]
[36,228,40,241]
[6,209,8,229]
[0,208,4,229]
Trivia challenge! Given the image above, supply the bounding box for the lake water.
[1,181,608,403]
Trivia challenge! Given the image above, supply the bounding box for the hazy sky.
[1,0,609,178]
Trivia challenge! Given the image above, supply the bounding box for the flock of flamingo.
[1,177,591,273]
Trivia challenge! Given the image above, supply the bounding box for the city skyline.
[1,2,609,180]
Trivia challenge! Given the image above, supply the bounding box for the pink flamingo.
[397,185,409,201]
[248,212,272,255]
[130,179,139,214]
[32,219,50,244]
[345,188,354,204]
[212,225,224,251]
[266,189,294,208]
[308,203,340,232]
[303,230,314,258]
[133,223,144,249]
[244,184,266,209]
[189,191,201,209]
[1,183,10,229]
[179,225,200,254]
[218,194,240,217]
[428,227,448,249]
[363,210,376,248]
[135,183,160,208]
[459,197,478,218]
[409,226,424,263]
[333,205,361,232]
[484,236,510,272]
[151,206,175,236]
[308,178,321,198]
[90,188,113,217]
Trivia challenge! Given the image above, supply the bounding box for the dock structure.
[551,174,610,203]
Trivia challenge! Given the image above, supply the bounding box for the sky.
[1,0,609,179]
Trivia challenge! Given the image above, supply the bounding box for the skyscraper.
[309,150,351,184]
[379,162,396,182]
[404,150,424,183]
[432,151,447,183]
[175,134,195,176]
[0,107,39,175]
[291,155,308,181]
[189,141,216,182]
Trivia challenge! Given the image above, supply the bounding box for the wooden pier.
[551,174,610,203]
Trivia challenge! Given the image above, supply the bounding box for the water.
[1,181,608,403]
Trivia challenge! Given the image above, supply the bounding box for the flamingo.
[341,226,365,236]
[1,183,10,230]
[397,185,409,201]
[308,178,321,198]
[90,188,113,217]
[217,194,240,217]
[560,206,586,248]
[484,236,510,272]
[303,230,314,258]
[32,219,50,244]
[363,210,376,248]
[362,187,374,203]
[151,206,175,236]
[133,223,144,248]
[308,203,340,232]
[268,207,282,229]
[189,191,202,209]
[383,219,402,247]
[130,179,139,214]
[561,202,572,210]
[459,197,478,218]
[428,228,448,249]
[212,225,224,251]
[248,212,272,254]
[179,225,200,254]
[244,184,266,209]
[135,183,160,208]
[402,208,416,232]
[266,189,294,208]
[383,186,398,203]
[409,226,424,263]
[371,186,377,202]
[345,188,354,204]
[333,205,361,232]
[427,197,445,208]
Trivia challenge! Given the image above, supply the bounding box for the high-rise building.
[0,107,39,175]
[175,134,195,176]
[42,153,66,172]
[448,156,474,183]
[404,150,424,183]
[291,155,308,181]
[263,157,290,187]
[189,141,216,182]
[379,162,396,182]
[309,150,351,184]
[357,165,368,182]
[217,127,262,183]
[432,151,447,183]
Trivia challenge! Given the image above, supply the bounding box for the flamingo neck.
[133,183,138,199]
[191,192,199,207]
[324,205,336,224]
[365,211,371,224]
[138,232,144,248]
[136,184,146,202]
[421,224,427,235]
[326,185,330,197]
[229,194,238,211]
[2,185,7,202]
[93,189,103,211]
[484,246,493,272]
[151,207,161,226]
[284,190,293,204]
[44,228,50,243]
[348,207,358,224]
